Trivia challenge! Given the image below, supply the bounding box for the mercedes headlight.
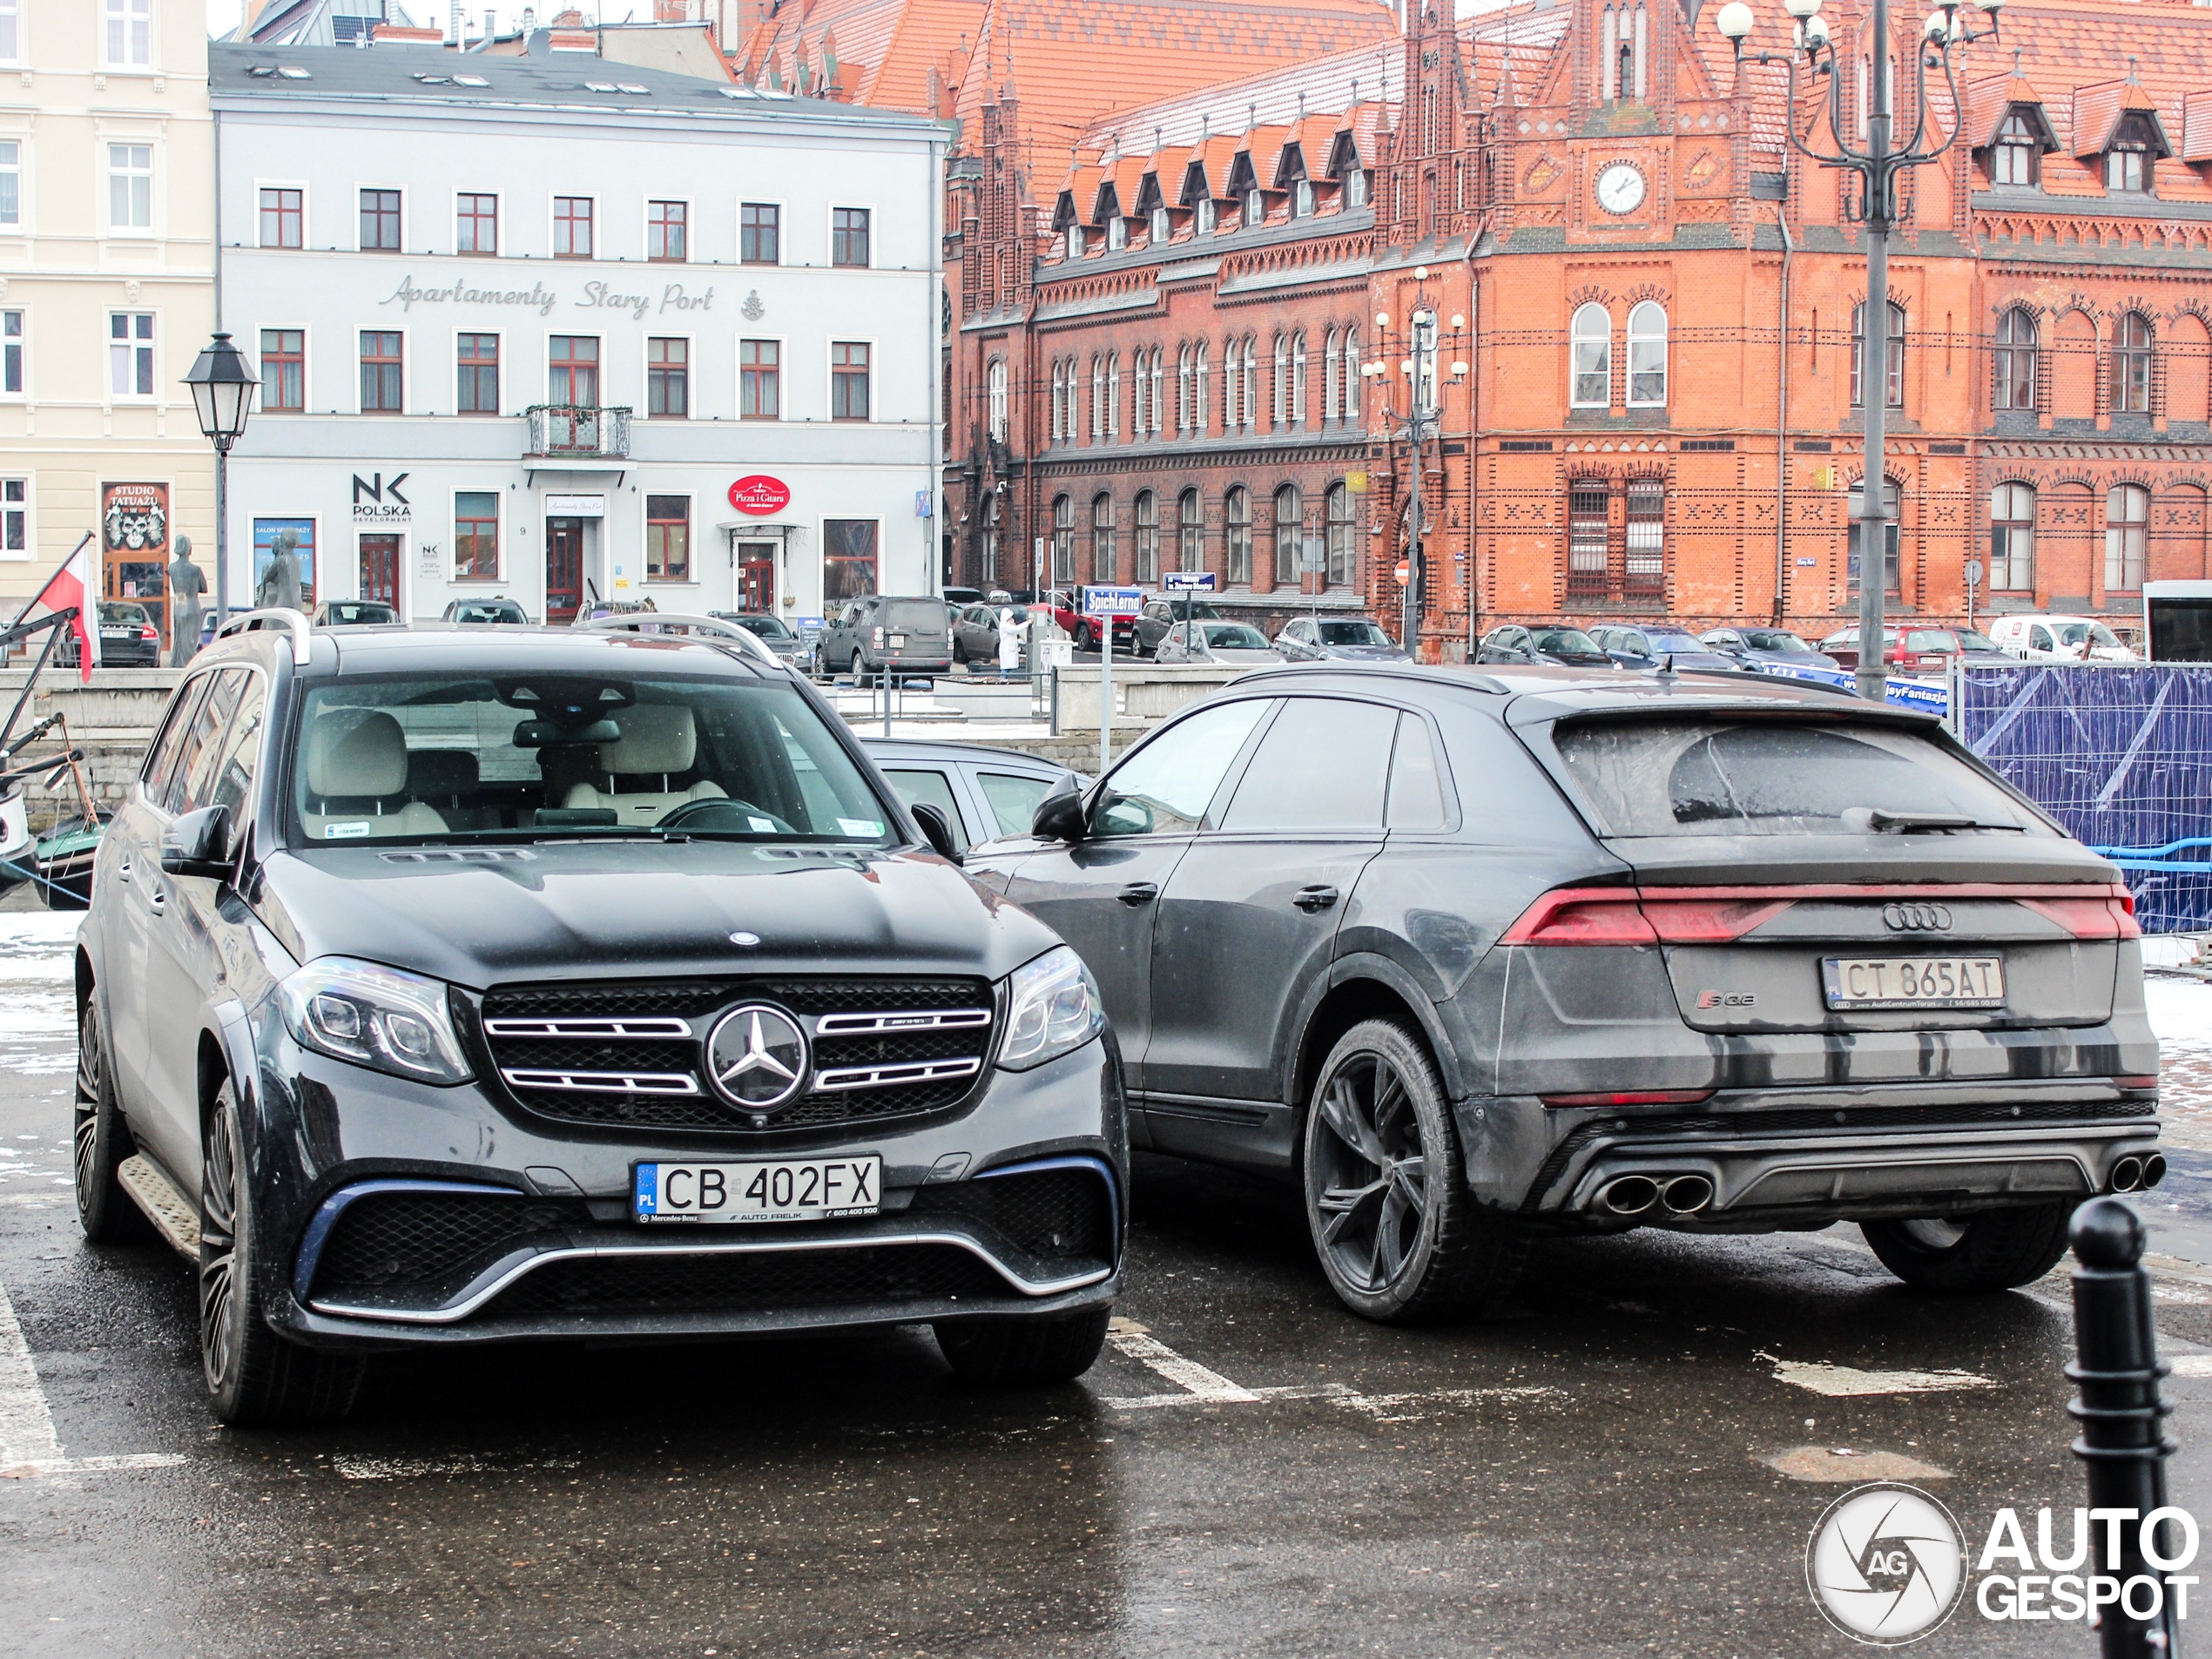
[997,946,1106,1071]
[280,957,474,1084]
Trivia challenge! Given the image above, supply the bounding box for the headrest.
[306,711,409,797]
[408,749,478,798]
[598,703,696,775]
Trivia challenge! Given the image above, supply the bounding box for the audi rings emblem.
[704,1004,810,1111]
[1882,901,1953,933]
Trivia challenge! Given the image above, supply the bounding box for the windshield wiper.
[1843,807,2024,835]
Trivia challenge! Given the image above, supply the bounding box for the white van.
[1986,613,2140,663]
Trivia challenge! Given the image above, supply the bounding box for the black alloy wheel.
[199,1080,365,1426]
[72,997,150,1243]
[1301,1019,1527,1323]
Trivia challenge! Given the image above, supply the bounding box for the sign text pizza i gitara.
[379,275,714,320]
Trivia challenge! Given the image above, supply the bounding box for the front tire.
[934,1307,1111,1386]
[1860,1206,2074,1294]
[849,649,871,688]
[73,997,150,1244]
[199,1080,365,1426]
[1302,1019,1527,1323]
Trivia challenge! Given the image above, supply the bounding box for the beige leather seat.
[563,702,725,824]
[301,711,448,841]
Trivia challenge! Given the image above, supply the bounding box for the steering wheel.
[657,797,796,835]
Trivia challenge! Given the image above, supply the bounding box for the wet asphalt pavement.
[8,909,2212,1657]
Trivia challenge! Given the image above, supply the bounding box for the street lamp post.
[1716,0,1999,702]
[183,332,259,642]
[1363,267,1468,658]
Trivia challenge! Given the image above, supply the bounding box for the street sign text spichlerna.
[1163,571,1218,592]
[1082,585,1144,617]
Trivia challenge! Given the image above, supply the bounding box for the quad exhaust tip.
[1595,1173,1713,1217]
[1598,1175,1659,1217]
[2109,1154,2164,1194]
[1661,1174,1714,1215]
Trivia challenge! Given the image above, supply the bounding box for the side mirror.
[1030,781,1087,843]
[909,801,962,865]
[161,804,234,880]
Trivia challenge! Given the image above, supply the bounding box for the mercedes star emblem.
[704,1004,809,1111]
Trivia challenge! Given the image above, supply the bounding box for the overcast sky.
[205,2,625,37]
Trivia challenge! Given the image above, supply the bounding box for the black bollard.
[2069,1197,2181,1658]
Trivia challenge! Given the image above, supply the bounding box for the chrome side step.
[117,1156,199,1261]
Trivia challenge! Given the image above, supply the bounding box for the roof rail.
[216,606,313,667]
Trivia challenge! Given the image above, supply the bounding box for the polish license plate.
[632,1156,881,1224]
[888,633,908,649]
[1822,956,2006,1010]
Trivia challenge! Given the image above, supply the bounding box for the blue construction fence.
[1952,664,2212,934]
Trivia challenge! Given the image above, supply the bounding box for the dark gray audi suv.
[74,614,1123,1424]
[966,664,2159,1323]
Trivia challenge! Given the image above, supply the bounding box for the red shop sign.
[728,475,792,516]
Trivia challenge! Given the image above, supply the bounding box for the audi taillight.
[2020,883,2141,941]
[1538,1088,1716,1108]
[1501,888,1794,946]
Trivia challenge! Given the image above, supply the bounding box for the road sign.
[1393,562,1411,583]
[1163,570,1217,592]
[1082,584,1143,617]
[1301,536,1326,572]
[1964,558,1985,588]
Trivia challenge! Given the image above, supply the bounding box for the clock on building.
[1595,163,1646,215]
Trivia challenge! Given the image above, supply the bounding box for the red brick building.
[943,0,2212,654]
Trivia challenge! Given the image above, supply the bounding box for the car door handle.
[1116,882,1158,906]
[1293,885,1340,912]
[117,856,132,884]
[147,887,167,913]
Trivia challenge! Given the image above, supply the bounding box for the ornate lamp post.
[183,333,259,637]
[1715,0,1999,701]
[1363,266,1468,658]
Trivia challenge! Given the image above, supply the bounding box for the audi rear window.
[1552,718,2047,839]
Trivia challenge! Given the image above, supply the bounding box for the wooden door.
[358,534,401,607]
[738,542,776,611]
[546,518,583,623]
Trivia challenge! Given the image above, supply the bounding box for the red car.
[1817,624,2008,674]
[1040,590,1141,654]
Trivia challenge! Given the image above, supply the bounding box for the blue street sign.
[1082,584,1144,617]
[1163,570,1218,591]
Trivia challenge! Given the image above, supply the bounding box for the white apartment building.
[213,41,944,624]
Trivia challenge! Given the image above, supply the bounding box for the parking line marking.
[1103,1320,1259,1405]
[0,1278,184,1480]
[1331,1386,1562,1423]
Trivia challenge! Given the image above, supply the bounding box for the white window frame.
[109,309,157,401]
[644,195,692,264]
[356,182,407,254]
[108,142,153,234]
[1,306,23,399]
[738,198,784,266]
[1626,300,1668,407]
[103,0,152,71]
[986,356,1008,442]
[453,187,501,257]
[0,138,20,228]
[1,472,30,561]
[827,201,876,270]
[256,178,308,250]
[0,2,21,69]
[549,190,598,261]
[1570,302,1612,408]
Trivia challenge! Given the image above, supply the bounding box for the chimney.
[448,1,462,43]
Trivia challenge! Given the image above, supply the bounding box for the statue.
[257,529,302,613]
[167,535,205,667]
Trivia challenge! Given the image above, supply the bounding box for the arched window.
[1274,482,1303,583]
[1325,481,1355,587]
[1107,354,1121,438]
[1343,327,1360,420]
[1272,333,1290,426]
[1993,108,2040,186]
[1051,493,1075,585]
[981,489,1000,583]
[1049,360,1066,441]
[1601,6,1617,102]
[1150,348,1164,434]
[1991,482,2035,591]
[987,357,1008,442]
[1091,492,1115,582]
[1135,489,1160,582]
[1090,355,1105,440]
[1177,345,1193,433]
[1194,342,1210,435]
[2111,312,2154,414]
[1851,300,1905,408]
[1324,327,1341,421]
[1627,301,1667,407]
[1242,334,1258,428]
[1223,337,1241,426]
[1225,487,1252,585]
[1178,488,1204,571]
[1291,333,1308,425]
[1993,308,2038,411]
[1570,302,1611,408]
[2107,483,2149,590]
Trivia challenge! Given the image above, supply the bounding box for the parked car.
[1273,616,1411,664]
[1136,597,1218,658]
[74,618,1124,1424]
[1820,624,2010,674]
[1476,624,1614,667]
[1986,614,2141,664]
[1584,625,1741,672]
[60,601,163,668]
[821,594,954,685]
[968,663,2157,1323]
[862,738,1082,854]
[941,586,987,610]
[1154,620,1280,664]
[442,596,529,626]
[951,603,1026,670]
[707,610,806,668]
[313,601,401,628]
[1700,626,1842,670]
[197,607,255,650]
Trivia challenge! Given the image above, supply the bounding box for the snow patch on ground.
[2148,975,2212,1150]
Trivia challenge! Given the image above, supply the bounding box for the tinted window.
[879,767,968,852]
[1092,698,1271,837]
[976,770,1056,838]
[884,599,948,633]
[142,674,213,800]
[1554,718,2045,839]
[732,614,793,640]
[167,668,248,815]
[1903,630,1957,652]
[1202,624,1271,649]
[1743,630,1811,653]
[1386,713,1450,830]
[1954,630,2000,652]
[1647,633,1703,651]
[1219,698,1396,831]
[1532,628,1602,655]
[1317,620,1390,646]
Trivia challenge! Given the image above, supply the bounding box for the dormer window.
[1293,179,1315,217]
[1993,109,2039,186]
[1196,197,1216,233]
[1344,168,1369,207]
[1066,222,1084,259]
[2106,113,2156,192]
[1244,187,1264,225]
[1106,216,1126,251]
[1151,206,1171,244]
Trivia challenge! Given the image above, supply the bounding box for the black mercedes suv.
[967,664,2159,1324]
[74,613,1123,1425]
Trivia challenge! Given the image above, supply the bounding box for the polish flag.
[30,543,99,684]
